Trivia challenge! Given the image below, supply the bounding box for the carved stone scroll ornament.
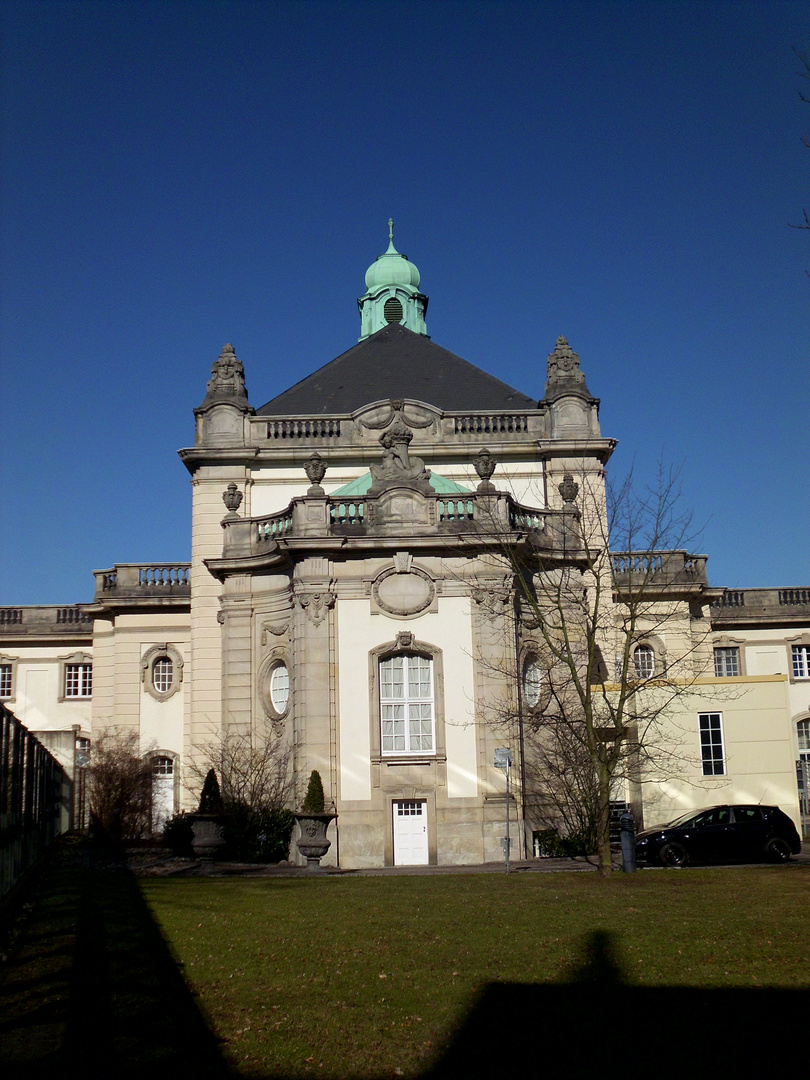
[359,398,436,432]
[471,577,514,614]
[295,590,336,626]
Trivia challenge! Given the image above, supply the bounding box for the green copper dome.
[357,220,429,340]
[364,236,421,290]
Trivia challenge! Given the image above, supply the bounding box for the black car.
[635,804,802,867]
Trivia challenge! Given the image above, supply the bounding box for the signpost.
[494,748,512,873]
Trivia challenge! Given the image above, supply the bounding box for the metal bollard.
[620,811,637,873]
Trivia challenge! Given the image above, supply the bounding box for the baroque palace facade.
[2,231,808,865]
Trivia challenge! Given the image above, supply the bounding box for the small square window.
[65,663,92,698]
[714,647,740,677]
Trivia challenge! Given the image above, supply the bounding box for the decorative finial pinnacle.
[388,217,394,243]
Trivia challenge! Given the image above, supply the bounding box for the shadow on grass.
[426,930,810,1078]
[0,838,234,1079]
[3,850,809,1080]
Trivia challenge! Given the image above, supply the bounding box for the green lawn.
[140,867,810,1078]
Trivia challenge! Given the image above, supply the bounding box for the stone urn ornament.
[189,768,227,863]
[294,770,337,871]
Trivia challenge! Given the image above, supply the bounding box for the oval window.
[269,662,290,715]
[523,658,542,708]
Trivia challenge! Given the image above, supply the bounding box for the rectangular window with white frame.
[380,654,434,755]
[792,645,810,679]
[699,712,725,776]
[0,662,13,699]
[713,647,740,677]
[65,663,92,698]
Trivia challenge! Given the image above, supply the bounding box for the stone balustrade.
[93,563,191,602]
[218,490,577,563]
[711,586,810,626]
[0,605,94,637]
[252,408,546,450]
[611,550,709,587]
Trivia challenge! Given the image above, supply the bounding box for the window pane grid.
[713,647,739,677]
[0,664,11,698]
[65,663,92,698]
[153,657,173,694]
[634,646,654,679]
[699,712,725,776]
[792,645,810,679]
[380,654,434,754]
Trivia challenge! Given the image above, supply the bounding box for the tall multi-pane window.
[65,663,92,698]
[792,645,810,679]
[699,712,725,775]
[380,654,434,755]
[0,664,12,698]
[633,645,655,679]
[714,647,740,677]
[152,657,173,694]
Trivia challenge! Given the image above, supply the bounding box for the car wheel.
[764,837,791,863]
[659,842,688,868]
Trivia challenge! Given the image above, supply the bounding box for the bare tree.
[475,459,719,876]
[188,724,295,812]
[86,728,153,841]
[792,46,810,234]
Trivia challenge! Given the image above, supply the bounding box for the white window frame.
[633,644,655,679]
[699,712,725,776]
[369,633,446,764]
[58,652,93,701]
[0,655,17,701]
[792,644,810,679]
[269,662,290,716]
[713,646,740,677]
[380,653,435,756]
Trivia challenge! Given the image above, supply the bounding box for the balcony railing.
[217,490,578,563]
[93,563,191,602]
[711,586,810,624]
[0,605,93,637]
[611,550,709,588]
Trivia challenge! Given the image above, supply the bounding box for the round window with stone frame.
[523,656,543,710]
[261,656,291,721]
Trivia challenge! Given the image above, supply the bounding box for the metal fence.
[1,703,72,900]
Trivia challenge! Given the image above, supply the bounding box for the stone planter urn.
[294,811,337,871]
[188,813,226,862]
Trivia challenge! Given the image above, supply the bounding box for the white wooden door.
[393,800,429,865]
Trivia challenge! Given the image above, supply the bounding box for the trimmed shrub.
[198,769,223,814]
[302,770,325,813]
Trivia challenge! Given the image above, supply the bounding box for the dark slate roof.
[256,325,537,415]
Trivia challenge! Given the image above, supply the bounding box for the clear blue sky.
[1,0,807,604]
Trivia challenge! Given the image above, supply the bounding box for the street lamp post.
[494,748,512,873]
